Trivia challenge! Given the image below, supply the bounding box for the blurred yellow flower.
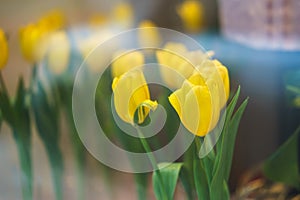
[112,70,157,124]
[0,29,8,69]
[156,42,209,88]
[37,10,66,31]
[177,0,204,33]
[212,60,230,100]
[19,10,66,63]
[89,14,108,27]
[138,20,161,47]
[197,59,229,108]
[294,96,300,108]
[168,58,230,136]
[169,74,213,136]
[164,43,230,136]
[77,31,114,72]
[47,31,70,75]
[111,51,144,78]
[19,24,48,63]
[112,2,134,28]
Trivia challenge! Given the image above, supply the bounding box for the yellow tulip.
[89,14,108,27]
[111,50,144,78]
[169,74,213,136]
[138,20,161,47]
[213,60,230,100]
[168,60,230,136]
[19,10,66,63]
[47,31,70,75]
[197,59,230,108]
[77,31,114,72]
[156,42,209,88]
[177,0,204,33]
[19,24,48,63]
[0,29,8,69]
[112,69,158,124]
[112,2,134,28]
[37,10,66,31]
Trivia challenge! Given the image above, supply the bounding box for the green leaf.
[31,78,64,200]
[224,98,249,181]
[46,143,64,200]
[14,129,33,200]
[153,162,183,200]
[180,166,195,200]
[215,86,241,161]
[213,86,241,178]
[14,77,26,113]
[180,144,196,200]
[13,78,31,137]
[194,158,209,200]
[135,173,148,200]
[263,126,300,189]
[210,94,248,200]
[0,110,2,129]
[31,80,59,142]
[0,85,13,125]
[284,70,300,108]
[223,180,230,200]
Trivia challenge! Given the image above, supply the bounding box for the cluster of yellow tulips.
[19,10,66,63]
[112,43,229,137]
[0,1,248,199]
[110,39,247,200]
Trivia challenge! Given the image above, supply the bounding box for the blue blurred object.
[193,32,300,188]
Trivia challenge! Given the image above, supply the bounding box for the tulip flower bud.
[47,31,70,75]
[112,69,157,124]
[177,0,204,33]
[111,50,144,78]
[138,20,161,48]
[0,29,8,69]
[19,24,48,63]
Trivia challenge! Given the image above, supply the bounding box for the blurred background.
[0,0,299,199]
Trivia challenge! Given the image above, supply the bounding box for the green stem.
[70,133,85,200]
[14,130,33,200]
[65,105,85,200]
[195,137,213,183]
[1,71,33,200]
[45,143,64,200]
[73,144,85,200]
[134,173,148,200]
[135,126,168,200]
[0,72,9,95]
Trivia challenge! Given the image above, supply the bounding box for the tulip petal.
[112,51,144,78]
[138,20,161,47]
[112,70,157,124]
[47,31,70,75]
[177,0,204,33]
[169,77,213,136]
[0,29,8,69]
[156,43,210,89]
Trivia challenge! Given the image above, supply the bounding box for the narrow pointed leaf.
[214,86,241,174]
[180,166,195,200]
[224,98,249,181]
[263,126,300,189]
[153,163,183,200]
[180,143,196,200]
[194,159,209,200]
[135,173,148,200]
[210,98,248,199]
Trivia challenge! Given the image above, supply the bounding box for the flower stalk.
[0,72,33,200]
[135,126,168,200]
